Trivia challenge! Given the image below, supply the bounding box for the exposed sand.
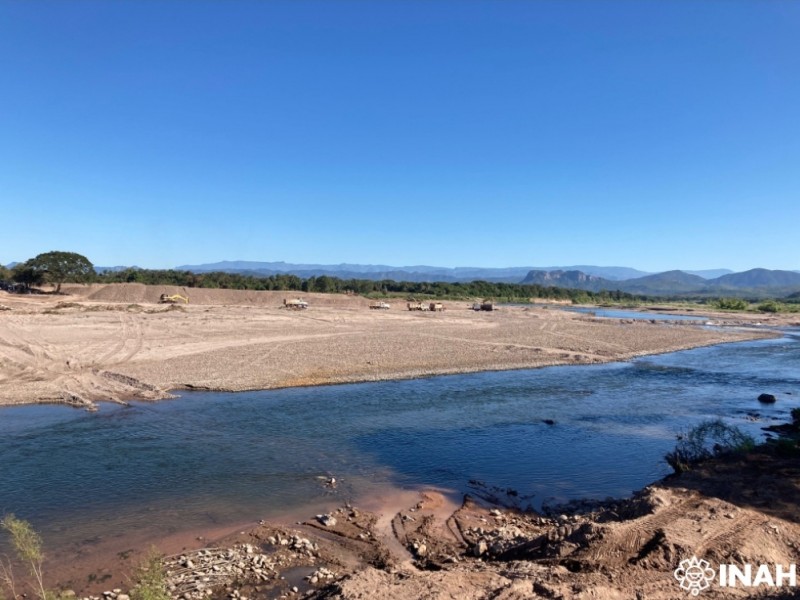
[0,284,778,408]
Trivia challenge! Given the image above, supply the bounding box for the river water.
[1,330,798,552]
[564,306,708,321]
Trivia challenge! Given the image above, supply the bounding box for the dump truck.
[429,302,444,312]
[369,301,391,310]
[284,298,308,310]
[159,294,189,304]
[407,302,428,311]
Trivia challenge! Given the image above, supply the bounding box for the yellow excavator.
[159,293,189,304]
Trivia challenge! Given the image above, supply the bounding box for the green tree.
[11,263,45,291]
[26,251,95,293]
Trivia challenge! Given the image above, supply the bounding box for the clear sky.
[1,1,798,272]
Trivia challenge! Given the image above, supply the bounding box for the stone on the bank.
[316,514,337,527]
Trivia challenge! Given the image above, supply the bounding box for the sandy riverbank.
[44,445,800,600]
[0,284,779,408]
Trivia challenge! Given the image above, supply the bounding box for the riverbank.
[44,443,800,600]
[0,284,779,408]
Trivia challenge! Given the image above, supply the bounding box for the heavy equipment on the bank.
[159,294,189,304]
[283,298,309,310]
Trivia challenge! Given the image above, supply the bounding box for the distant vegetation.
[95,267,636,303]
[709,297,749,311]
[5,251,95,293]
[3,252,799,309]
[707,297,800,313]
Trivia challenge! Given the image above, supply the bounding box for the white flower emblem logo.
[674,556,715,596]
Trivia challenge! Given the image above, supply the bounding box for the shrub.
[0,515,48,600]
[757,300,781,313]
[666,419,756,473]
[130,550,169,600]
[712,298,749,311]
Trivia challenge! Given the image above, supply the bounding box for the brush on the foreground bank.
[665,418,756,473]
[129,550,169,600]
[0,514,49,600]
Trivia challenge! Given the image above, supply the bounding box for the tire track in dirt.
[696,512,770,557]
[583,494,698,565]
[95,313,145,366]
[0,312,162,407]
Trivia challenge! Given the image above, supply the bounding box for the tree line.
[97,266,637,302]
[2,251,638,303]
[7,251,800,308]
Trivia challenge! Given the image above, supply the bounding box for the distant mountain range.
[7,259,799,297]
[169,261,799,297]
[521,268,800,297]
[174,261,734,284]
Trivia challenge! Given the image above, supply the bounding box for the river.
[1,330,798,554]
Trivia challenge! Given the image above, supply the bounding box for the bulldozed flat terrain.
[0,283,776,408]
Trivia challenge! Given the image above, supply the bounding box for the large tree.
[26,251,95,293]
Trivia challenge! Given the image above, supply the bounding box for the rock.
[758,393,777,404]
[317,514,337,527]
[473,539,488,556]
[116,595,130,600]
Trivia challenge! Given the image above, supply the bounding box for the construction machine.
[159,294,189,304]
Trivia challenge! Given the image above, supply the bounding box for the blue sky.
[1,1,798,272]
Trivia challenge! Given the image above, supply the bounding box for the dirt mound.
[305,451,800,599]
